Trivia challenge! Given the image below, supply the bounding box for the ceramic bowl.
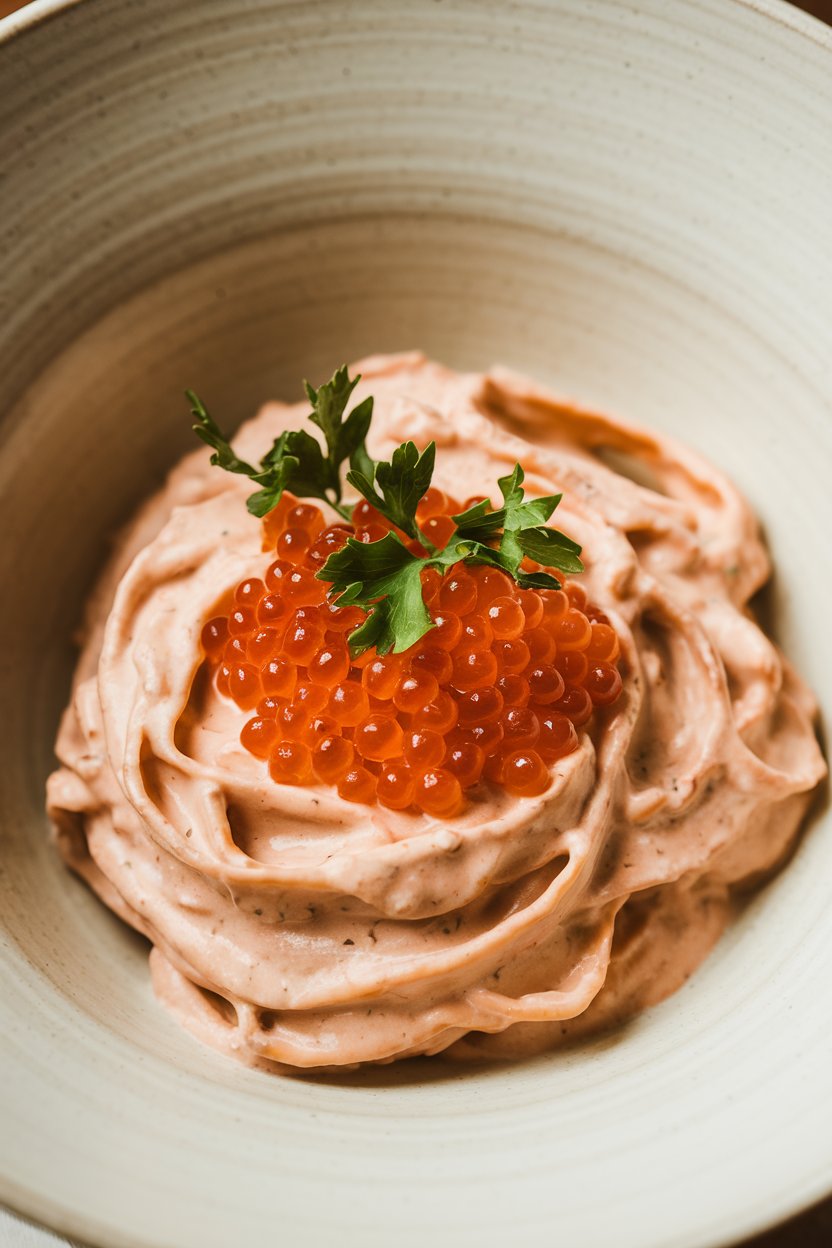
[1,1,830,1246]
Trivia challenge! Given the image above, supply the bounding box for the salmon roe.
[201,491,625,813]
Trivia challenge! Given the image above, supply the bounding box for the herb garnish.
[188,367,583,654]
[188,367,372,520]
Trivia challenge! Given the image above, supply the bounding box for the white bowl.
[1,1,830,1245]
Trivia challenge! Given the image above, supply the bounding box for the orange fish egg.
[415,486,454,520]
[457,686,504,726]
[463,720,504,756]
[256,593,288,628]
[282,622,325,665]
[525,627,557,665]
[394,670,439,714]
[586,621,620,663]
[274,703,309,742]
[261,655,297,698]
[354,715,404,763]
[460,615,493,651]
[283,568,327,607]
[286,502,324,533]
[414,769,463,817]
[552,685,594,726]
[312,735,355,784]
[475,568,516,610]
[554,651,589,686]
[438,570,477,615]
[421,567,444,608]
[240,716,278,759]
[555,609,592,652]
[403,729,446,770]
[305,524,352,573]
[228,662,261,709]
[352,498,385,528]
[537,711,579,762]
[277,527,312,562]
[501,707,541,751]
[269,741,312,785]
[292,680,329,715]
[409,645,454,685]
[444,741,485,788]
[328,680,371,727]
[245,628,279,666]
[337,765,378,805]
[201,616,228,655]
[488,596,526,640]
[430,612,463,650]
[517,588,544,630]
[320,598,367,634]
[307,642,350,686]
[361,654,404,700]
[234,577,265,607]
[493,637,531,674]
[527,664,565,705]
[411,691,459,734]
[377,762,416,811]
[502,749,550,797]
[584,662,624,707]
[565,580,588,611]
[228,605,257,636]
[495,672,531,707]
[265,558,293,594]
[451,648,498,692]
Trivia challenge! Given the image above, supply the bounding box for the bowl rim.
[4,0,832,52]
[2,0,832,52]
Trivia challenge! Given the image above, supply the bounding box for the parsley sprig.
[323,461,582,654]
[188,367,372,520]
[188,367,583,654]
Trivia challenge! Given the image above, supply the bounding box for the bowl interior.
[1,2,831,1247]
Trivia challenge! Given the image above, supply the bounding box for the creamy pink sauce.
[47,353,826,1071]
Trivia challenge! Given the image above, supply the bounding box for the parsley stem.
[416,523,439,556]
[331,498,354,523]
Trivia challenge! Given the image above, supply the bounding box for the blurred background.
[0,0,829,1245]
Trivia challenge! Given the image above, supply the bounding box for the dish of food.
[4,0,832,1244]
[46,352,825,1072]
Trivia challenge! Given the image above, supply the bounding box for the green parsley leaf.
[451,497,506,542]
[322,532,433,654]
[347,440,436,541]
[187,367,374,522]
[515,569,563,592]
[517,526,584,574]
[492,462,582,579]
[498,464,562,530]
[267,429,328,501]
[245,454,300,517]
[345,403,376,481]
[188,390,260,478]
[452,462,582,583]
[305,367,375,492]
